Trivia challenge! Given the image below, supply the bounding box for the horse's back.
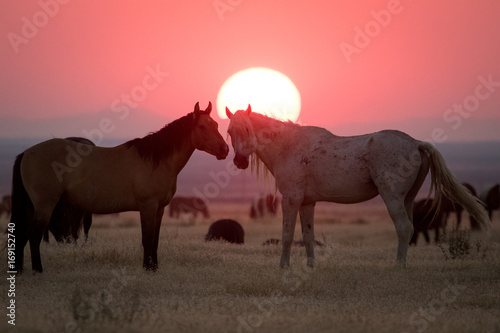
[364,130,422,183]
[287,129,391,203]
[293,129,421,204]
[20,138,136,212]
[22,139,71,186]
[365,130,419,155]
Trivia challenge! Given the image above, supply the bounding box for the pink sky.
[1,0,499,141]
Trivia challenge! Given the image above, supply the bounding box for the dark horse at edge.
[43,137,95,243]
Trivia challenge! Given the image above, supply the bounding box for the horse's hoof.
[279,259,289,269]
[396,260,407,269]
[143,263,158,272]
[306,258,316,268]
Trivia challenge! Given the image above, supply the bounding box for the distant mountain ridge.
[0,138,498,203]
[1,110,500,142]
[0,108,172,140]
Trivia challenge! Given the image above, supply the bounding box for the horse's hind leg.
[384,197,414,267]
[423,230,430,244]
[29,208,53,273]
[399,148,429,259]
[299,202,316,267]
[29,224,45,273]
[377,160,425,266]
[83,212,92,242]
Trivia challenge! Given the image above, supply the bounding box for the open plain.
[1,202,499,333]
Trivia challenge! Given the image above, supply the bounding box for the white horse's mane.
[231,111,298,192]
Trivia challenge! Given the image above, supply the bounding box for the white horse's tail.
[419,142,491,233]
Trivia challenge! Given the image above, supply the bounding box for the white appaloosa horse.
[226,106,490,268]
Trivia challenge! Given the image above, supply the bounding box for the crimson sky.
[1,0,499,141]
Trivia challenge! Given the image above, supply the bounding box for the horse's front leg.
[151,207,165,267]
[299,202,316,267]
[280,195,300,268]
[140,206,159,271]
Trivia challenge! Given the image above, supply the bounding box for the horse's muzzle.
[216,143,229,160]
[234,153,249,169]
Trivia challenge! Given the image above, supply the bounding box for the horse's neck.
[252,116,295,174]
[169,141,195,175]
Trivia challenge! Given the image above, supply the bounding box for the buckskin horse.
[225,105,490,268]
[11,102,228,273]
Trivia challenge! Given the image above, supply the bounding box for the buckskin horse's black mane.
[125,112,198,167]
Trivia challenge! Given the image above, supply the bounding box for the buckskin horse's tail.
[10,153,32,272]
[419,142,491,233]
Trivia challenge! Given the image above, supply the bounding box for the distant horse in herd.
[250,193,279,219]
[10,102,228,273]
[410,199,444,245]
[168,196,210,219]
[439,182,482,231]
[479,183,499,220]
[411,183,498,245]
[411,183,477,245]
[226,105,491,268]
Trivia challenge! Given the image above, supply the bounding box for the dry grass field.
[1,202,499,333]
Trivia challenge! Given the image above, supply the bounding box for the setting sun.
[216,67,301,122]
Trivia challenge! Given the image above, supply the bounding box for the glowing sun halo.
[216,67,301,122]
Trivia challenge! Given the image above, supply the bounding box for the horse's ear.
[205,102,212,114]
[194,102,200,113]
[225,107,233,119]
[246,104,252,115]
